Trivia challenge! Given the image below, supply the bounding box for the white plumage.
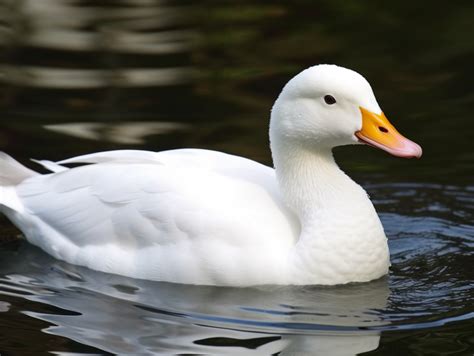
[0,65,421,286]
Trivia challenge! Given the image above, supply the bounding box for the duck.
[0,65,422,286]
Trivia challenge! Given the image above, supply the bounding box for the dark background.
[0,1,473,354]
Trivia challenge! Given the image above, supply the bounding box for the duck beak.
[355,107,422,158]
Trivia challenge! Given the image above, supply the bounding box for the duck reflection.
[0,242,390,355]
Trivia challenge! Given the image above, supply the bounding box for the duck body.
[6,149,298,285]
[0,65,421,286]
[1,148,389,286]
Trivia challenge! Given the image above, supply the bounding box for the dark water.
[0,0,473,354]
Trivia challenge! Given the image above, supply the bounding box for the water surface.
[0,0,473,354]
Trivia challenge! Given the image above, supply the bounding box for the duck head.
[270,64,422,158]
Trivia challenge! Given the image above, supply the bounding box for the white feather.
[0,65,401,286]
[12,149,298,285]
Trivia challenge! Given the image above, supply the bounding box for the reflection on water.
[44,121,188,144]
[0,243,387,355]
[0,0,194,88]
[0,0,473,354]
[1,66,193,88]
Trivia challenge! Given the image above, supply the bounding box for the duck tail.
[0,152,37,186]
[0,152,38,212]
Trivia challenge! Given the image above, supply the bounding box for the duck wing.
[17,149,299,253]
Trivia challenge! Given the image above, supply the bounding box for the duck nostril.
[378,126,388,133]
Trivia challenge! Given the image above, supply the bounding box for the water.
[0,0,473,354]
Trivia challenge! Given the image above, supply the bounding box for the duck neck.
[271,136,362,223]
[270,133,389,284]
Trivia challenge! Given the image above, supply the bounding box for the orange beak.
[355,107,422,158]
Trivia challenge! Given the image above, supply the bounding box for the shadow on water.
[0,0,473,354]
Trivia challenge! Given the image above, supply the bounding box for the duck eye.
[324,95,336,105]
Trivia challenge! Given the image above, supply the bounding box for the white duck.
[0,65,421,286]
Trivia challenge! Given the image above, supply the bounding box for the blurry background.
[0,0,472,183]
[0,1,473,355]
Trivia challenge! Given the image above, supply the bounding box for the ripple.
[43,121,189,144]
[0,0,195,89]
[0,66,194,88]
[363,182,474,332]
